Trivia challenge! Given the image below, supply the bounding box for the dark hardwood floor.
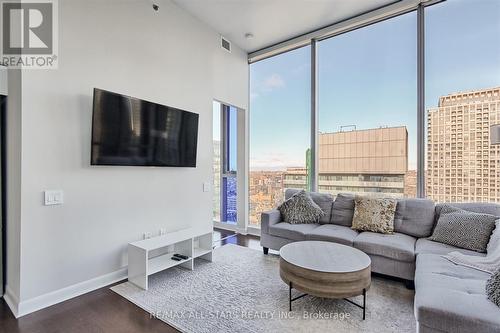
[0,229,261,333]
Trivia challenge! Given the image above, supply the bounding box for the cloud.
[250,153,304,171]
[250,73,286,102]
[261,73,285,91]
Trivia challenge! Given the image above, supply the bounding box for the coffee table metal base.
[288,282,367,320]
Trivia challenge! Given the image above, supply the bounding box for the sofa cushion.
[352,196,397,234]
[331,193,355,227]
[353,231,416,262]
[305,224,359,246]
[435,202,500,219]
[285,189,333,224]
[393,198,435,237]
[429,205,497,253]
[416,253,491,283]
[415,238,485,257]
[415,254,500,333]
[268,222,320,241]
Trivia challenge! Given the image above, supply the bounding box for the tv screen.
[91,88,199,167]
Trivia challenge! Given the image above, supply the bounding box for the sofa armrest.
[261,209,282,235]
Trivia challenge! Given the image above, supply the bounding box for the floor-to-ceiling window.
[249,46,311,227]
[425,0,500,203]
[247,0,500,227]
[318,12,418,198]
[213,101,238,225]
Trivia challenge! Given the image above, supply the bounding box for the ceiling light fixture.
[245,33,254,40]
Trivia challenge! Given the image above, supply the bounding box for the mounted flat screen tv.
[91,88,199,167]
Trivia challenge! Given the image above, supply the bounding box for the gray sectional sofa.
[260,189,500,333]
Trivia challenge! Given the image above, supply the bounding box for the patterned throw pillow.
[278,190,324,224]
[486,268,500,308]
[428,205,497,253]
[351,196,397,234]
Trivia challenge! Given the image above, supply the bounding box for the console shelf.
[148,252,191,275]
[128,228,213,290]
[193,248,212,258]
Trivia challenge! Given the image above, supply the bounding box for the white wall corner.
[3,285,20,318]
[15,267,127,318]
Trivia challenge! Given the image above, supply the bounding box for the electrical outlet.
[143,232,152,240]
[160,228,166,236]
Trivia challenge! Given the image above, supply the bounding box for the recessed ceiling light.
[245,33,254,40]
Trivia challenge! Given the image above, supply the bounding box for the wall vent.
[221,37,231,53]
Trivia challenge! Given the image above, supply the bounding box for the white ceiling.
[173,0,399,53]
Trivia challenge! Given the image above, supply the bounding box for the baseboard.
[3,285,20,317]
[246,226,261,237]
[213,222,247,235]
[14,267,127,318]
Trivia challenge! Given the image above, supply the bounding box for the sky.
[249,0,500,171]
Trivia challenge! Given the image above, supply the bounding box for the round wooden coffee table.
[279,241,371,319]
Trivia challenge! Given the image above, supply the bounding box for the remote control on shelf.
[173,253,189,260]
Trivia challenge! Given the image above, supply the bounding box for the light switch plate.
[44,190,64,206]
[203,182,210,192]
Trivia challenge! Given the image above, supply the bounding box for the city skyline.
[248,126,413,225]
[247,86,500,225]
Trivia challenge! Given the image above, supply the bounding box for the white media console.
[128,227,213,290]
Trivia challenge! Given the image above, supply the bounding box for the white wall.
[213,46,248,110]
[7,0,247,315]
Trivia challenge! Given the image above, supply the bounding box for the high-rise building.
[427,87,500,203]
[404,170,417,198]
[283,126,410,198]
[318,126,409,197]
[283,167,308,190]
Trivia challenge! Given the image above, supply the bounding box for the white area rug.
[112,244,415,333]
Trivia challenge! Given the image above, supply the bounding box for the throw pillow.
[428,205,497,253]
[486,268,500,308]
[351,196,397,234]
[278,190,324,224]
